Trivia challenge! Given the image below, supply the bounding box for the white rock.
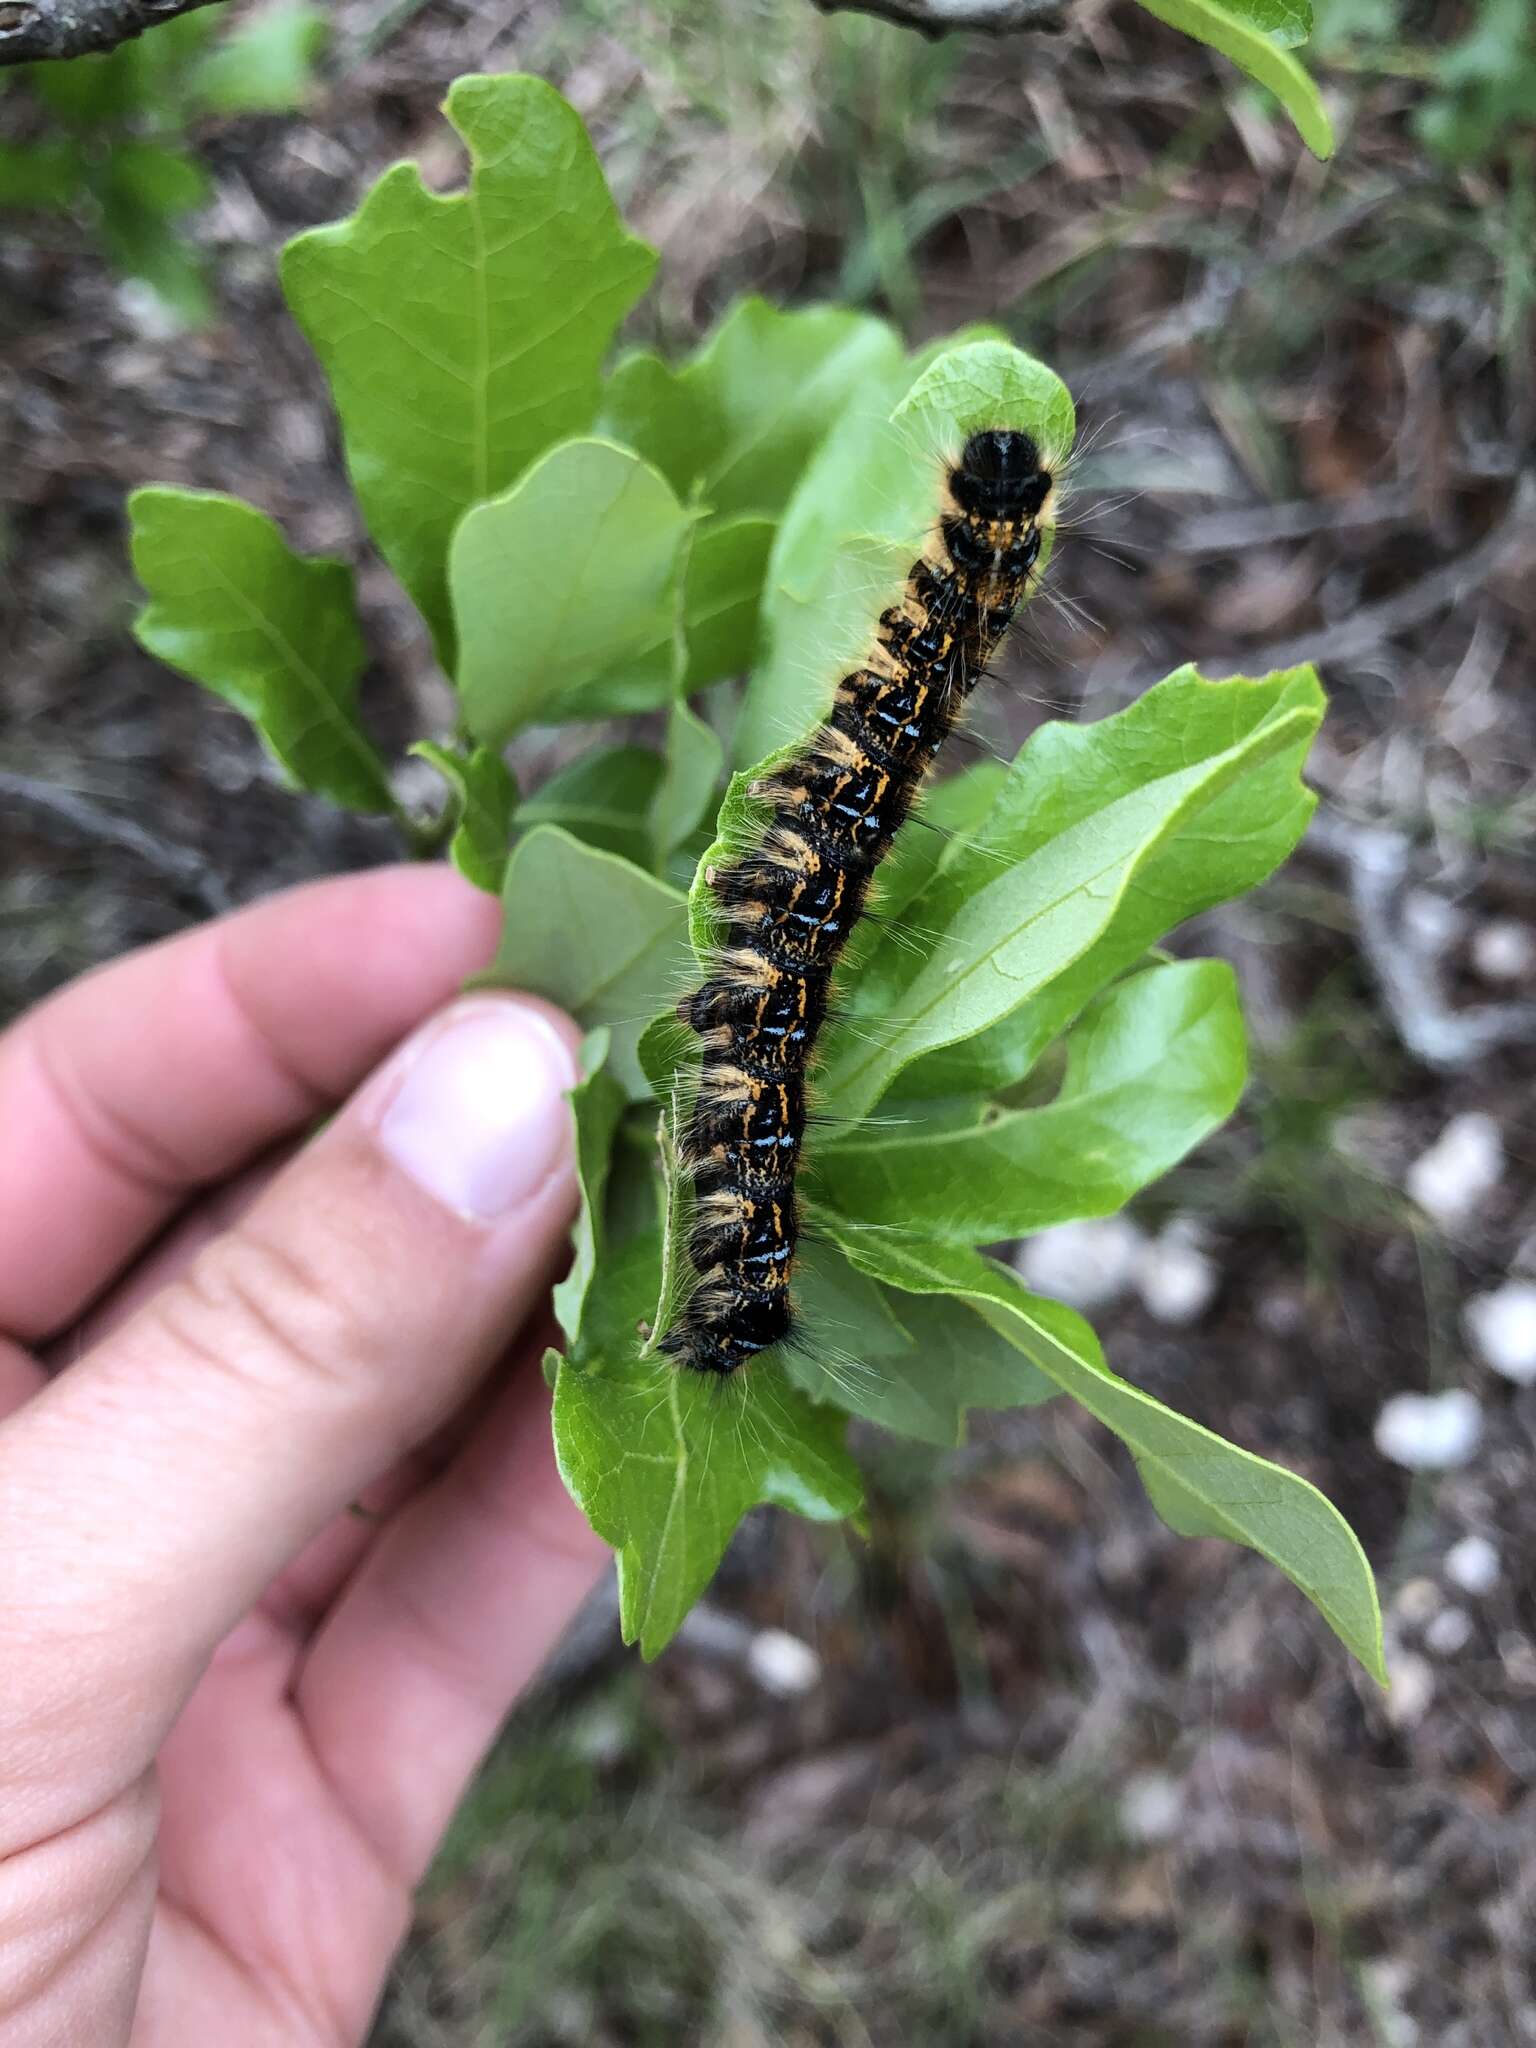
[1393,1577,1441,1624]
[1257,1287,1304,1337]
[116,279,185,342]
[1134,1221,1220,1327]
[1465,1281,1536,1385]
[1402,888,1466,951]
[676,1604,751,1656]
[1384,1647,1436,1728]
[1470,919,1534,984]
[1373,1389,1483,1471]
[1405,1113,1503,1226]
[1015,1216,1146,1313]
[1358,1958,1419,2047]
[568,1704,631,1766]
[1425,1606,1474,1656]
[1445,1533,1500,1596]
[1120,1771,1183,1843]
[746,1628,821,1698]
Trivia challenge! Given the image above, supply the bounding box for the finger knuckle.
[0,1780,158,2025]
[152,1224,372,1407]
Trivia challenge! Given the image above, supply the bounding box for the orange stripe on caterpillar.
[662,428,1054,1378]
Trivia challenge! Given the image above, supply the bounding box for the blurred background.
[3,0,1535,2039]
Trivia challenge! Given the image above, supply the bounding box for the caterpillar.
[661,427,1057,1377]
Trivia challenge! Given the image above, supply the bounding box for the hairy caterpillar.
[662,428,1057,1377]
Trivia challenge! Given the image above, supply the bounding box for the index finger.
[0,864,501,1343]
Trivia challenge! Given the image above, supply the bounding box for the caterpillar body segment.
[662,428,1055,1378]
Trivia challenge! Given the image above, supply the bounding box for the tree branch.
[0,0,226,67]
[1235,471,1536,676]
[808,0,1064,39]
[0,768,233,915]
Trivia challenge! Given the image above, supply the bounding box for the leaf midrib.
[831,1228,1378,1669]
[193,546,385,799]
[820,974,1228,1164]
[825,712,1311,1109]
[526,832,684,1010]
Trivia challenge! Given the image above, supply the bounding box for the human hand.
[0,865,609,2047]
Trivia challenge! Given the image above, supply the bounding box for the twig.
[1234,472,1536,676]
[1309,809,1536,1071]
[808,0,1064,37]
[354,0,434,60]
[1174,485,1418,556]
[1076,181,1413,399]
[0,768,233,916]
[0,0,226,67]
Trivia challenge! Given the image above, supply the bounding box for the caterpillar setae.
[661,427,1057,1377]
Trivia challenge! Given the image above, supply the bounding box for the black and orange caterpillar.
[661,428,1056,1376]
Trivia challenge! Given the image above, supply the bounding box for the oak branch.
[808,0,1064,34]
[0,0,226,65]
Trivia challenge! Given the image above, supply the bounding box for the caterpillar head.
[952,429,1053,525]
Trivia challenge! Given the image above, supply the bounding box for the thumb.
[0,994,581,1827]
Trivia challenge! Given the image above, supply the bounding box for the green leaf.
[96,214,210,328]
[787,1241,1054,1446]
[106,139,211,216]
[649,700,723,872]
[0,140,84,210]
[736,337,1074,770]
[410,741,516,892]
[129,486,394,812]
[680,514,775,689]
[518,745,664,870]
[96,147,213,325]
[1217,0,1313,47]
[740,529,913,775]
[826,1224,1385,1680]
[486,826,689,1098]
[1415,0,1536,165]
[552,1029,627,1350]
[632,1011,698,1357]
[598,351,714,504]
[552,1235,862,1658]
[1131,0,1334,156]
[683,759,762,968]
[281,73,656,669]
[892,337,1078,467]
[812,960,1247,1244]
[188,0,326,114]
[839,756,1012,990]
[29,54,124,124]
[605,1128,668,1255]
[816,669,1323,1123]
[597,299,904,522]
[890,665,1323,1102]
[452,439,690,741]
